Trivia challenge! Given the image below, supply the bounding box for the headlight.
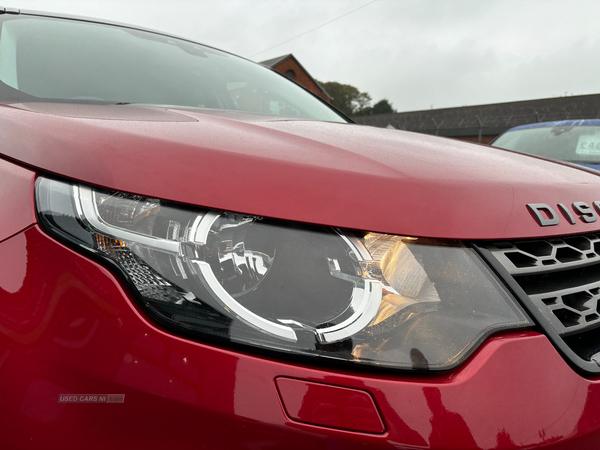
[36,177,532,370]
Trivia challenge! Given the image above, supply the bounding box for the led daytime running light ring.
[74,185,383,344]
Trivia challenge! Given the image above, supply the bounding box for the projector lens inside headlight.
[36,177,532,370]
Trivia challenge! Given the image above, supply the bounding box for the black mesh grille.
[485,234,600,335]
[486,234,600,276]
[480,235,600,372]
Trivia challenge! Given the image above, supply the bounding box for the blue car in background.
[491,119,600,171]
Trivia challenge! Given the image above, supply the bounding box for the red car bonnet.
[1,102,599,240]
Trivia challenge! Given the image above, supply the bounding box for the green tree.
[371,99,396,115]
[354,99,396,116]
[319,81,372,116]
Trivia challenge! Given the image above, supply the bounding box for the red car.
[1,8,600,450]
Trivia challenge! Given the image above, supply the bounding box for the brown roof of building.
[259,55,291,68]
[259,54,330,100]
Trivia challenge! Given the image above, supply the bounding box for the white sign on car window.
[576,134,600,155]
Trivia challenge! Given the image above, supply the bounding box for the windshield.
[492,124,600,164]
[0,14,345,123]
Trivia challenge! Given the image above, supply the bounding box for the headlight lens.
[36,177,532,370]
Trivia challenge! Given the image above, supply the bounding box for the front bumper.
[1,225,600,449]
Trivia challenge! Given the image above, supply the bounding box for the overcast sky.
[12,0,600,112]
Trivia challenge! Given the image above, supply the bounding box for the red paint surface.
[0,225,600,449]
[275,377,385,434]
[2,103,600,240]
[0,158,36,243]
